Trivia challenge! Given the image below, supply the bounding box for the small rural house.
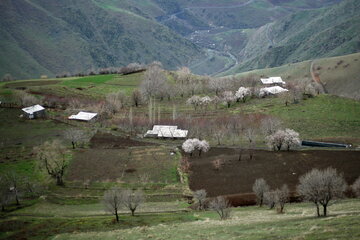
[260,86,289,96]
[68,111,97,121]
[260,77,285,85]
[21,104,46,119]
[145,125,188,139]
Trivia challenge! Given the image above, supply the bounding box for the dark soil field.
[66,144,178,183]
[188,148,360,202]
[4,80,61,89]
[89,132,156,149]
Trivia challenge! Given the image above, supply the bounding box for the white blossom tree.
[186,95,201,110]
[221,91,236,108]
[182,139,199,156]
[266,129,300,151]
[182,139,210,156]
[197,140,210,156]
[235,87,251,102]
[199,96,212,112]
[283,129,301,150]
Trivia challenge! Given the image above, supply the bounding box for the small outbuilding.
[260,77,285,85]
[21,104,46,119]
[68,111,97,122]
[145,125,188,139]
[260,86,289,96]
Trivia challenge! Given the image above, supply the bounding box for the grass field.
[43,199,360,240]
[234,94,360,142]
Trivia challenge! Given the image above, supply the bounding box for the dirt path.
[310,60,327,93]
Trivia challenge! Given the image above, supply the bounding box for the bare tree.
[274,184,289,213]
[131,89,142,107]
[352,176,360,197]
[105,91,127,114]
[34,140,70,186]
[297,168,347,217]
[103,187,122,222]
[120,189,145,216]
[209,196,231,220]
[252,178,270,207]
[1,73,14,82]
[193,189,207,210]
[261,118,282,136]
[15,91,41,106]
[64,129,87,149]
[140,65,167,99]
[6,171,23,206]
[209,77,226,96]
[264,191,276,209]
[0,176,11,211]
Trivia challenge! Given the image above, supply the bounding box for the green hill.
[0,0,204,79]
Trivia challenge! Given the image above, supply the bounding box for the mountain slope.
[225,0,360,73]
[0,0,204,79]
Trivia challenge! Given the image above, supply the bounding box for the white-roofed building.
[145,125,188,139]
[22,104,46,119]
[260,86,289,97]
[260,77,285,85]
[69,111,97,121]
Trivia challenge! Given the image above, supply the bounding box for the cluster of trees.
[182,138,210,156]
[55,62,146,79]
[192,189,231,220]
[103,188,145,222]
[253,167,355,217]
[0,172,42,211]
[252,178,289,213]
[13,91,42,107]
[1,73,14,82]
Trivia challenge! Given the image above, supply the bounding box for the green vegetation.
[13,199,356,240]
[235,94,360,141]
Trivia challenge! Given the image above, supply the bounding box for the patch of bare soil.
[89,132,156,149]
[188,148,360,204]
[4,80,61,89]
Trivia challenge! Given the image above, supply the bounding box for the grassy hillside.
[222,52,360,99]
[0,0,204,79]
[226,0,360,73]
[49,200,360,240]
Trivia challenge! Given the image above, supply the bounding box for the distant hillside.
[225,52,360,99]
[223,0,360,73]
[0,0,204,79]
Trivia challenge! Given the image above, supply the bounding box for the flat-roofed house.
[22,104,46,119]
[145,125,188,139]
[260,86,289,96]
[68,111,97,122]
[260,77,285,86]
